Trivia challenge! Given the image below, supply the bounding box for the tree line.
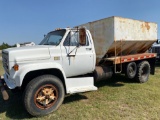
[0,42,16,50]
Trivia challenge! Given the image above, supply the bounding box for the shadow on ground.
[0,92,89,119]
[0,92,32,119]
[64,94,88,104]
[95,73,139,88]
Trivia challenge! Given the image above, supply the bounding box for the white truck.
[150,43,160,61]
[0,16,158,116]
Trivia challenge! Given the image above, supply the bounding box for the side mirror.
[79,28,86,45]
[44,34,46,38]
[156,39,160,44]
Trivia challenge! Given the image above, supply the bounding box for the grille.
[152,47,160,54]
[2,51,9,74]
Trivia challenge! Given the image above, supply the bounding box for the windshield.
[39,29,66,45]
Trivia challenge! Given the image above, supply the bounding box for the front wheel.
[23,75,65,116]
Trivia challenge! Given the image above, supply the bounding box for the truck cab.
[2,28,97,89]
[1,27,98,116]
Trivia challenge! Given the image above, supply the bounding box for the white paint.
[60,30,95,77]
[65,77,97,94]
[16,42,35,47]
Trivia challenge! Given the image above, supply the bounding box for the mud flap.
[150,58,156,75]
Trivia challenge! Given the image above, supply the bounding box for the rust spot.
[107,41,154,58]
[125,42,137,55]
[141,22,150,32]
[79,28,86,45]
[95,66,104,74]
[118,17,126,23]
[96,58,100,65]
[137,42,148,53]
[141,24,145,32]
[145,22,150,30]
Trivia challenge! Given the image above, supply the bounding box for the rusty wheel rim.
[34,84,58,109]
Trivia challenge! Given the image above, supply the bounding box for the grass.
[0,54,4,75]
[0,61,160,120]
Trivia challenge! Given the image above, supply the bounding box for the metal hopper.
[77,16,157,64]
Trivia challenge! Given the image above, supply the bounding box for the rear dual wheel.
[23,75,64,116]
[125,61,150,83]
[136,61,150,83]
[125,62,137,79]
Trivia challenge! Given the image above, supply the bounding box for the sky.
[0,0,160,45]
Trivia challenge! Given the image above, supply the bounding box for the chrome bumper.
[3,74,16,89]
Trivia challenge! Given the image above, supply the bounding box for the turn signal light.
[13,64,19,71]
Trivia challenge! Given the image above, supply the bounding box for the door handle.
[86,48,92,51]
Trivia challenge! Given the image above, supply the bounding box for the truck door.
[61,30,94,77]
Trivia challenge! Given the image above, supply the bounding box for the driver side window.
[63,32,89,46]
[63,32,78,46]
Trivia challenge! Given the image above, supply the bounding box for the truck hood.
[3,45,51,62]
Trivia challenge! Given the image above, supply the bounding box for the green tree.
[0,42,12,50]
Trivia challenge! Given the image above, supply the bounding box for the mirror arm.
[67,46,79,57]
[157,39,160,44]
[67,54,76,57]
[76,43,80,48]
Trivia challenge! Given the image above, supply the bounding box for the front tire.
[136,61,150,83]
[23,75,65,116]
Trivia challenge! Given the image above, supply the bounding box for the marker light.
[13,64,19,71]
[55,28,61,30]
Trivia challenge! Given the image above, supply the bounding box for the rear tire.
[125,62,137,79]
[23,75,64,116]
[136,61,150,83]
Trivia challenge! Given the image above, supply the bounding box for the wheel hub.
[34,84,58,109]
[129,66,134,74]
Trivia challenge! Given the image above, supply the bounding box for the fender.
[13,62,67,87]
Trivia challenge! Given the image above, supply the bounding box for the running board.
[66,77,98,94]
[68,86,97,94]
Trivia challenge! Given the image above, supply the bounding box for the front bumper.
[3,74,16,89]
